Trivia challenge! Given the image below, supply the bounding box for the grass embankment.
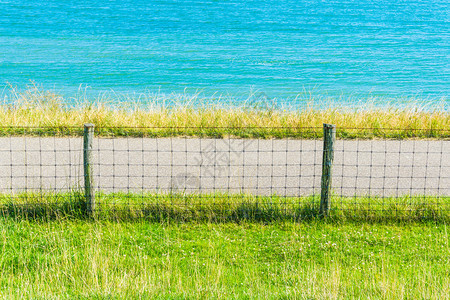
[1,87,448,138]
[2,192,449,222]
[0,219,448,298]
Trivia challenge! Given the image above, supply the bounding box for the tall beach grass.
[1,85,448,139]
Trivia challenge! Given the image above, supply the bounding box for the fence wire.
[0,126,448,221]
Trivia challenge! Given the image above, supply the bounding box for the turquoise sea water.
[0,0,448,108]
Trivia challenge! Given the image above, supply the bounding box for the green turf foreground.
[1,193,448,298]
[0,220,448,299]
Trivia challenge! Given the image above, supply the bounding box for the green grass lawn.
[1,193,448,298]
[0,219,448,299]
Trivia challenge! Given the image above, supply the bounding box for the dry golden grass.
[1,85,448,138]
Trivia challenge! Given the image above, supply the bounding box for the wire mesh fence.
[0,125,448,221]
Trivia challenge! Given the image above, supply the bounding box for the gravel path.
[0,137,448,197]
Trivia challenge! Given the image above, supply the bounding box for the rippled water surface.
[1,0,448,106]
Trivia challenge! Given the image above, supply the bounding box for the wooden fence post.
[84,123,95,216]
[320,123,336,216]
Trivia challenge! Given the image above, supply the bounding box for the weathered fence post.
[320,123,336,216]
[83,123,95,216]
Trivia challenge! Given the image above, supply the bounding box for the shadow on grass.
[0,192,448,223]
[0,192,88,221]
[116,201,321,223]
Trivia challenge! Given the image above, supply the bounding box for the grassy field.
[1,87,448,298]
[0,219,448,299]
[1,86,448,139]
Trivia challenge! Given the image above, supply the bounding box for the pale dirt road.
[0,137,448,197]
